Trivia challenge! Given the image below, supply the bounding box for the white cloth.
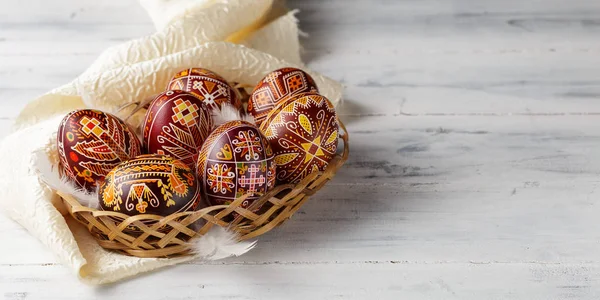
[0,0,342,285]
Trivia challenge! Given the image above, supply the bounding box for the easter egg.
[99,155,201,216]
[57,109,142,191]
[143,90,213,169]
[259,92,338,184]
[166,68,241,111]
[248,67,319,126]
[197,120,276,209]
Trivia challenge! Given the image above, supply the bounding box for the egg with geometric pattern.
[57,109,142,191]
[166,68,241,111]
[248,67,318,126]
[196,120,276,209]
[143,90,213,169]
[259,92,338,184]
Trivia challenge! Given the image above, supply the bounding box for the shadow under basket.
[60,120,349,258]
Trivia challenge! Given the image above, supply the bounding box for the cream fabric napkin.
[0,0,342,285]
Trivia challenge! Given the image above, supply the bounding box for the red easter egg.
[143,90,213,168]
[99,154,202,216]
[259,92,338,184]
[57,109,142,191]
[166,68,241,111]
[248,67,319,126]
[196,120,276,209]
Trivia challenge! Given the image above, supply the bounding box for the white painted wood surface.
[2,0,600,298]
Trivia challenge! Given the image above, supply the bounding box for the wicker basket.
[60,119,349,258]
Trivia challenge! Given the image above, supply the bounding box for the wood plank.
[291,0,600,116]
[2,50,599,117]
[1,0,598,117]
[337,115,600,183]
[338,51,600,116]
[0,0,149,25]
[2,39,599,117]
[292,0,600,51]
[1,263,599,299]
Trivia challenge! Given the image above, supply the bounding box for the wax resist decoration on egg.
[57,109,142,191]
[143,90,213,168]
[248,67,319,126]
[197,121,276,209]
[167,68,241,111]
[260,93,338,184]
[99,155,201,216]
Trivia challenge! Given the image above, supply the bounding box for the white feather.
[211,103,256,127]
[190,226,256,260]
[241,112,256,124]
[32,149,99,208]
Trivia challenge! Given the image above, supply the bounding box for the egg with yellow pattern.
[57,109,142,191]
[99,155,202,216]
[259,92,338,184]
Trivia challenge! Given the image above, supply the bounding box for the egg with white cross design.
[166,68,241,111]
[196,120,276,209]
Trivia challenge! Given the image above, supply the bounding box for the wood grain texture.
[1,0,600,299]
[2,263,600,300]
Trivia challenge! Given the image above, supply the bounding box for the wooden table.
[2,0,600,299]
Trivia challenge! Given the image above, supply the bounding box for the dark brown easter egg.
[166,68,241,111]
[57,109,142,191]
[99,155,201,216]
[143,90,213,169]
[248,67,319,126]
[259,92,338,184]
[197,121,276,209]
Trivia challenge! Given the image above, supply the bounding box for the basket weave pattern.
[61,121,349,258]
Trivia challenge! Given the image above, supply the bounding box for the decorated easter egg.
[99,155,201,216]
[166,68,241,111]
[248,67,319,126]
[197,120,276,208]
[143,90,213,168]
[57,109,142,191]
[260,92,338,184]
